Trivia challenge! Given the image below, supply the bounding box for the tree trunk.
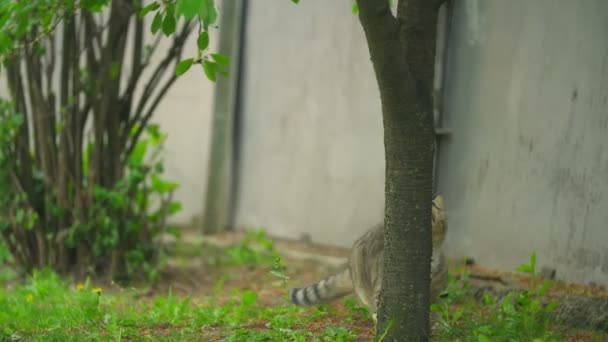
[356,0,440,340]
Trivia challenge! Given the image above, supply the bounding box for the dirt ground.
[152,230,378,340]
[156,229,608,301]
[142,228,608,340]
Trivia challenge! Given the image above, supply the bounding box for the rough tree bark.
[356,0,441,340]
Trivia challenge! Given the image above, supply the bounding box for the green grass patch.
[0,268,369,341]
[432,253,607,342]
[0,234,606,341]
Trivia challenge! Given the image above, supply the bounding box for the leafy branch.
[139,0,229,80]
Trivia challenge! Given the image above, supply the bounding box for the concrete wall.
[234,0,385,245]
[148,32,216,226]
[235,0,608,285]
[438,0,608,285]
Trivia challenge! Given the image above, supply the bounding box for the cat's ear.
[432,194,444,208]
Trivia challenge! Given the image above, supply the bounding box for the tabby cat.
[288,195,448,322]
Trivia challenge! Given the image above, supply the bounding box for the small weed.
[445,266,471,305]
[372,319,395,342]
[145,289,192,325]
[515,251,537,279]
[343,297,370,321]
[432,251,561,341]
[322,326,357,341]
[216,229,280,267]
[269,256,290,287]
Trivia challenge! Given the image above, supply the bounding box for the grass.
[0,231,375,341]
[0,269,371,341]
[432,253,560,341]
[0,231,606,341]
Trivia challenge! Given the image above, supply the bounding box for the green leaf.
[476,325,492,336]
[109,62,121,79]
[82,143,93,177]
[151,175,179,193]
[202,61,217,82]
[269,270,289,280]
[129,140,149,166]
[352,3,359,13]
[81,0,110,12]
[168,202,183,215]
[211,53,229,66]
[241,290,258,307]
[175,58,194,76]
[515,264,533,274]
[545,300,559,313]
[477,334,490,342]
[538,279,553,296]
[530,251,537,274]
[151,12,163,34]
[16,209,24,224]
[166,225,182,239]
[291,0,300,3]
[197,31,209,51]
[201,0,218,30]
[139,2,160,18]
[162,6,177,36]
[176,0,204,21]
[451,307,464,323]
[145,124,163,145]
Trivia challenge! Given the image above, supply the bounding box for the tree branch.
[356,0,410,121]
[25,38,58,185]
[131,22,194,128]
[356,0,399,60]
[125,71,179,161]
[58,15,77,208]
[90,0,132,186]
[5,58,34,194]
[132,0,144,79]
[69,15,84,206]
[122,33,162,103]
[45,32,56,114]
[124,22,194,160]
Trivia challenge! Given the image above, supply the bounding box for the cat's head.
[431,194,448,247]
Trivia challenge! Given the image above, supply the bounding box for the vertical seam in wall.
[433,0,455,195]
[227,0,249,228]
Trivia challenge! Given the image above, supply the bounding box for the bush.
[0,0,199,280]
[0,105,180,281]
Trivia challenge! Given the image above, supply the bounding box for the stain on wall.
[439,0,608,285]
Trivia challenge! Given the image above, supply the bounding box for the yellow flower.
[26,294,33,302]
[76,283,85,291]
[93,287,102,295]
